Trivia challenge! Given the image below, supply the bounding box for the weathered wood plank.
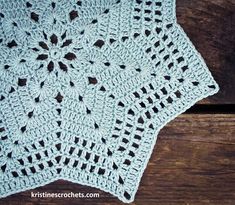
[1,114,234,205]
[177,0,235,104]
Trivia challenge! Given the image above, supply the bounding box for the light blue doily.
[0,0,219,203]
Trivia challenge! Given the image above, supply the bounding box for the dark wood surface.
[177,0,235,104]
[1,0,235,205]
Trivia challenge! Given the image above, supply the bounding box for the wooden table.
[1,0,235,204]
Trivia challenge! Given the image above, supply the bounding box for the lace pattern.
[0,0,219,203]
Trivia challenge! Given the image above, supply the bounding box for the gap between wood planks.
[186,104,235,114]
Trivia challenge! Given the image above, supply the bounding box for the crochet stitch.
[0,0,219,203]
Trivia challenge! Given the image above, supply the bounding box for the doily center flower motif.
[50,48,62,60]
[32,32,77,73]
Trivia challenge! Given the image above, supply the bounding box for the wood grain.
[177,0,235,104]
[1,114,234,205]
[0,1,234,205]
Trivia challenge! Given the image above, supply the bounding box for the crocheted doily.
[0,0,219,203]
